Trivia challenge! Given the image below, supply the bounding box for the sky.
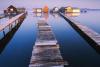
[0,0,100,10]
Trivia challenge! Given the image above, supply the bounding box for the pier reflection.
[52,13,59,18]
[65,12,80,17]
[0,22,22,54]
[0,14,26,54]
[33,13,42,17]
[60,13,100,54]
[33,12,49,18]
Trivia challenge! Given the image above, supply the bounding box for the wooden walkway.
[0,16,4,19]
[60,13,100,46]
[0,13,24,31]
[29,20,68,67]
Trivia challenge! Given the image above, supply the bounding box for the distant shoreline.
[81,8,100,11]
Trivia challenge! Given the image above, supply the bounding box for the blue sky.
[0,0,100,10]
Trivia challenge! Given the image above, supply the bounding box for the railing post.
[9,24,12,31]
[0,13,26,39]
[15,20,17,26]
[11,24,13,29]
[3,29,6,37]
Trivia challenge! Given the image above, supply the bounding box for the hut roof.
[7,5,17,9]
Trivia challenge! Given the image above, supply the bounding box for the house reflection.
[36,13,42,17]
[65,12,80,17]
[52,13,59,18]
[43,13,49,21]
[33,12,42,17]
[33,12,49,20]
[51,13,62,22]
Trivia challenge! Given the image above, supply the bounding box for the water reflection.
[0,12,100,67]
[0,14,26,54]
[72,11,100,34]
[33,12,49,18]
[43,13,49,21]
[33,13,42,17]
[51,12,100,67]
[64,18,100,54]
[65,12,80,17]
[0,22,22,54]
[64,12,100,54]
[52,13,59,18]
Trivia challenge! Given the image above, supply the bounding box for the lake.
[0,11,100,67]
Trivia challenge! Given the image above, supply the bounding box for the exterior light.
[36,9,42,13]
[10,8,14,11]
[54,7,59,12]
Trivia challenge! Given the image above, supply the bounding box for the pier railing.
[0,12,26,39]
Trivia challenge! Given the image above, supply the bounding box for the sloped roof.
[7,5,17,9]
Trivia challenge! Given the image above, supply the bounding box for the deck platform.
[29,19,68,67]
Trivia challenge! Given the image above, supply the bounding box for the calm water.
[0,12,100,67]
[49,13,100,67]
[0,17,9,25]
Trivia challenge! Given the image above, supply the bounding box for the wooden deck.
[29,19,68,67]
[0,13,24,31]
[60,13,100,46]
